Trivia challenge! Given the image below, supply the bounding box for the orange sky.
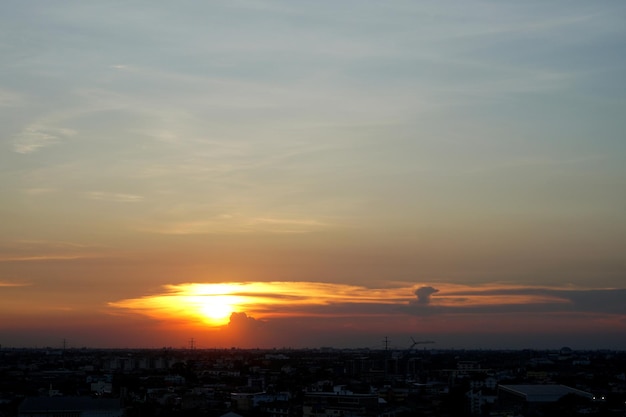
[1,1,626,350]
[1,272,625,348]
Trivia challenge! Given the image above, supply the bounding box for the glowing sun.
[199,295,238,325]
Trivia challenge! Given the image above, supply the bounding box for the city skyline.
[1,1,625,350]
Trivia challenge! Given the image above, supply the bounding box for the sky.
[1,0,625,350]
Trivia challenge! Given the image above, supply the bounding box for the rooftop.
[499,384,593,403]
[19,396,122,412]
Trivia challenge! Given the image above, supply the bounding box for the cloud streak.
[0,240,108,263]
[104,281,626,348]
[13,125,76,154]
[0,281,31,287]
[0,88,26,107]
[0,255,97,263]
[142,215,330,235]
[110,281,626,325]
[405,284,626,316]
[87,192,144,203]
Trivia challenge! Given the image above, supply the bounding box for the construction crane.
[408,336,435,351]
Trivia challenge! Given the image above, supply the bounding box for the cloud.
[109,282,413,326]
[248,217,329,234]
[0,88,26,107]
[405,285,626,316]
[564,289,626,314]
[0,240,106,263]
[143,215,329,235]
[461,155,607,175]
[21,188,57,195]
[100,281,626,348]
[109,281,626,325]
[414,286,439,304]
[0,281,31,287]
[13,125,76,154]
[0,255,92,262]
[13,239,93,249]
[87,191,144,202]
[227,312,265,331]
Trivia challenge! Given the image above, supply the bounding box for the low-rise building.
[302,391,380,417]
[498,384,593,415]
[19,396,124,417]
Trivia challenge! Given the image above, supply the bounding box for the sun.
[199,295,237,325]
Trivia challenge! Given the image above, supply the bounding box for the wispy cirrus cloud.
[21,188,58,195]
[86,191,144,202]
[13,125,76,154]
[0,88,26,107]
[9,239,95,250]
[248,217,329,234]
[143,214,329,235]
[0,240,107,263]
[0,281,31,287]
[0,254,96,262]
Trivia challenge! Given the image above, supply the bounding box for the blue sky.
[1,1,625,349]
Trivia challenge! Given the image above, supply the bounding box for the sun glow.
[109,281,580,331]
[198,295,239,325]
[182,284,248,326]
[110,281,406,328]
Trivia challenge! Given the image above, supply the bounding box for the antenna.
[189,338,195,350]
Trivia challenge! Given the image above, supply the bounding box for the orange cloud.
[108,281,620,331]
[0,281,31,287]
[109,282,409,326]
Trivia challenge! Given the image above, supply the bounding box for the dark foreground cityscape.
[1,344,626,417]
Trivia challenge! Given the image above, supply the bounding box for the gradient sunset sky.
[1,1,625,350]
